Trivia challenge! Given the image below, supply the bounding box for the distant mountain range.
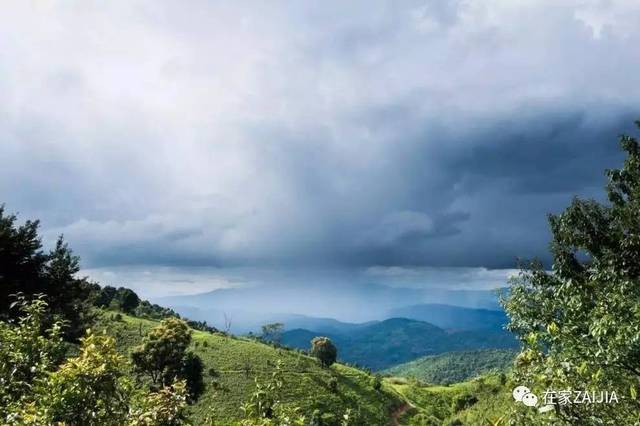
[387,304,508,331]
[154,282,505,333]
[154,283,516,370]
[279,317,518,371]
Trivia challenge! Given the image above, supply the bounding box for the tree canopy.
[503,122,640,424]
[310,337,337,368]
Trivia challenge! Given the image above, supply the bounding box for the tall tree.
[45,236,96,339]
[503,122,640,425]
[0,206,47,316]
[0,208,95,339]
[116,287,140,314]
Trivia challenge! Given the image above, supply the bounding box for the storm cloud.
[2,1,640,292]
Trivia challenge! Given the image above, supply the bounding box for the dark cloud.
[1,0,640,282]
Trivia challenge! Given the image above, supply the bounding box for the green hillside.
[386,373,513,425]
[383,349,517,385]
[281,318,518,371]
[94,311,404,425]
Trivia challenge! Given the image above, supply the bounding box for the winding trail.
[391,403,411,426]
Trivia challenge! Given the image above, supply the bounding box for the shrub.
[371,374,382,391]
[328,377,338,393]
[131,317,192,387]
[180,351,205,401]
[310,337,337,368]
[451,393,478,413]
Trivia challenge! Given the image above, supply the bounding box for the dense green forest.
[279,319,517,371]
[383,349,516,385]
[3,123,640,424]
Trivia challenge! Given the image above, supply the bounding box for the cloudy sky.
[2,1,639,297]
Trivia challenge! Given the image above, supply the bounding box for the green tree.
[95,285,118,308]
[132,317,192,386]
[502,122,640,425]
[42,331,132,425]
[310,337,337,368]
[117,287,141,314]
[0,295,66,419]
[0,297,188,426]
[131,317,204,401]
[45,236,96,339]
[180,351,205,402]
[0,208,96,339]
[127,381,189,426]
[0,207,48,316]
[261,322,284,345]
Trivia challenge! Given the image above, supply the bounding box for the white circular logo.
[522,392,539,407]
[512,385,530,402]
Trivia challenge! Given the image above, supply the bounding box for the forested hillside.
[280,318,517,370]
[383,349,516,385]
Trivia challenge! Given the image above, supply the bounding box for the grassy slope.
[94,312,403,425]
[386,374,514,425]
[383,349,517,385]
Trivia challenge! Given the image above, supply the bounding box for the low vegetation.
[383,349,516,385]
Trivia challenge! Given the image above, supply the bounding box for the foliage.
[261,323,285,345]
[310,337,337,368]
[282,318,517,371]
[0,298,189,426]
[388,372,512,425]
[0,207,48,316]
[95,285,118,308]
[451,393,478,413]
[239,360,306,425]
[117,287,141,314]
[328,377,338,393]
[132,317,193,386]
[127,381,190,426]
[502,124,640,424]
[42,331,132,425]
[0,208,96,340]
[181,351,205,402]
[94,312,401,425]
[0,296,66,421]
[131,317,205,402]
[384,349,516,385]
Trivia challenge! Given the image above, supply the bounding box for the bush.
[409,414,441,426]
[42,331,131,425]
[131,318,192,387]
[328,377,338,393]
[180,351,205,401]
[310,337,337,368]
[371,374,382,391]
[451,393,478,413]
[0,298,189,426]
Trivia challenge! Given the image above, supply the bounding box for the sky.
[2,1,640,298]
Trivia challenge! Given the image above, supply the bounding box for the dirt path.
[391,403,411,426]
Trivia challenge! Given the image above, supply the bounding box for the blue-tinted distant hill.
[387,304,508,331]
[154,282,504,332]
[280,318,518,371]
